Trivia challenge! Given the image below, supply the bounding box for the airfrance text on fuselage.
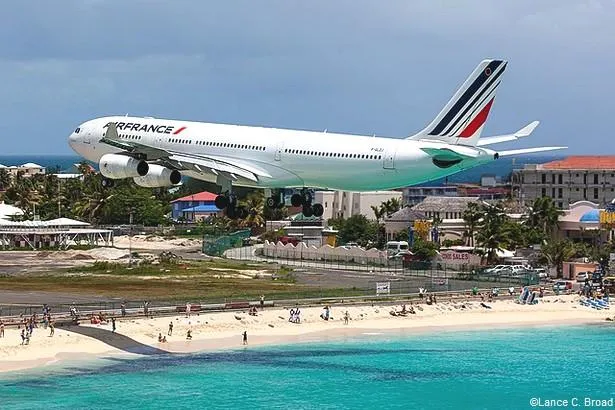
[114,122,175,134]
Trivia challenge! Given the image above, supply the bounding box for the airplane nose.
[68,125,83,153]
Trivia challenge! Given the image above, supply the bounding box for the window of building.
[551,174,555,184]
[558,188,562,198]
[594,174,599,184]
[552,188,555,197]
[541,188,546,197]
[558,174,562,184]
[594,188,599,199]
[557,202,563,209]
[541,174,546,184]
[583,188,587,199]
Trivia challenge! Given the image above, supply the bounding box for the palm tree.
[475,202,510,263]
[72,174,114,224]
[0,169,11,191]
[462,202,482,247]
[540,238,576,278]
[239,192,265,232]
[526,197,563,238]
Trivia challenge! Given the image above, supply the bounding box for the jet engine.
[133,164,181,188]
[99,153,149,179]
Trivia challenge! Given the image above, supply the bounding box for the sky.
[1,0,614,155]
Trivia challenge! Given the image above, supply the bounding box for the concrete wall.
[315,190,402,221]
[262,240,389,265]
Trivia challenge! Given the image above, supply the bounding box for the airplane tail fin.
[407,59,507,146]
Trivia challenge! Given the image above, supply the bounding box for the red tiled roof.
[171,191,218,203]
[543,156,615,170]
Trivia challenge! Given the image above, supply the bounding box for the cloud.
[0,1,613,154]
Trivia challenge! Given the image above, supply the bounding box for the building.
[0,217,113,249]
[0,162,46,177]
[0,201,24,220]
[557,200,612,244]
[411,196,481,220]
[383,206,426,241]
[170,191,220,221]
[514,156,615,208]
[402,185,458,206]
[314,190,402,220]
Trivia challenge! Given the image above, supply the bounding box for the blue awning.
[181,204,221,213]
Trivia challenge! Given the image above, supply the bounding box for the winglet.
[476,120,540,147]
[515,120,540,138]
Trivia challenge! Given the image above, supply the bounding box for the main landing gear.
[214,192,248,220]
[287,189,324,218]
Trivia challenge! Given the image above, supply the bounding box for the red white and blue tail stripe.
[408,59,507,146]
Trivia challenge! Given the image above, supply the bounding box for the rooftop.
[385,206,426,222]
[541,156,615,170]
[411,196,481,212]
[171,191,217,203]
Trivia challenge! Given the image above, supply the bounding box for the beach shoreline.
[0,294,610,375]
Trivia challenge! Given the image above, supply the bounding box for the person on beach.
[260,295,265,310]
[49,319,55,337]
[186,329,192,340]
[111,317,116,333]
[344,311,349,325]
[186,302,191,318]
[158,333,163,342]
[0,320,4,338]
[242,331,248,345]
[168,321,173,336]
[121,302,126,317]
[20,329,25,345]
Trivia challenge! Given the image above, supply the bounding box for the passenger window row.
[284,148,381,160]
[120,134,142,140]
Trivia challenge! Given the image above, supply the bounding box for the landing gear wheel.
[312,203,324,218]
[302,204,314,218]
[266,196,278,208]
[291,193,303,207]
[101,178,114,188]
[215,195,229,210]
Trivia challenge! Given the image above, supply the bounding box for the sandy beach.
[0,294,611,374]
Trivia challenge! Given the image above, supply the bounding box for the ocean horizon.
[0,154,563,184]
[1,324,612,410]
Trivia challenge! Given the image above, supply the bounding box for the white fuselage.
[68,116,496,191]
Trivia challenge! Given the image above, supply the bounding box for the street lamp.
[129,208,134,266]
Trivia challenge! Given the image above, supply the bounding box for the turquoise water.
[1,325,614,409]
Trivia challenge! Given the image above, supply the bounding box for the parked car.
[486,265,508,273]
[552,280,571,292]
[576,272,590,282]
[534,268,548,279]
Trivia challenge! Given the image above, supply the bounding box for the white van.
[386,241,409,256]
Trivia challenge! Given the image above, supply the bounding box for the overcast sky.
[2,0,613,154]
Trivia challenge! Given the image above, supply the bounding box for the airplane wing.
[496,146,567,157]
[476,121,539,147]
[100,122,270,183]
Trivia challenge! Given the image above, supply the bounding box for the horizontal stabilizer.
[476,121,540,146]
[497,146,567,157]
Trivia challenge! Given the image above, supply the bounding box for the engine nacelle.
[99,153,149,179]
[133,164,181,188]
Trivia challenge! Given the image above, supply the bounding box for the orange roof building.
[515,156,615,209]
[541,156,615,170]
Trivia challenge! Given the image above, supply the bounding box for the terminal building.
[513,156,615,208]
[314,190,402,221]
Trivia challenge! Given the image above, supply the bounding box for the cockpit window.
[75,127,81,134]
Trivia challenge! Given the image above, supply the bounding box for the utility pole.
[57,178,61,218]
[129,208,134,267]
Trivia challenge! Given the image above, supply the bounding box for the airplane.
[68,58,566,219]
